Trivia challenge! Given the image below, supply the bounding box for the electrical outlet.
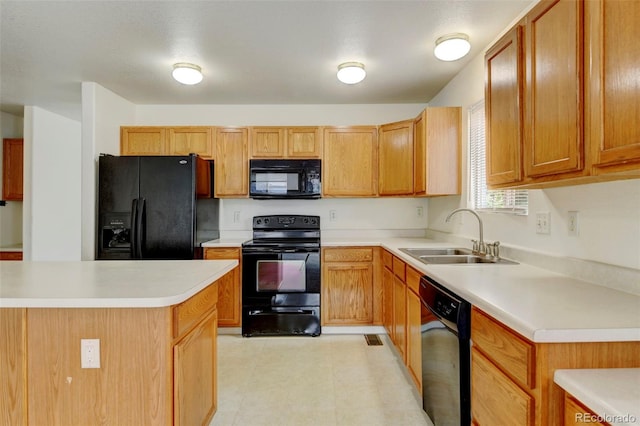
[233,211,240,223]
[81,339,100,369]
[416,206,424,217]
[535,212,550,234]
[329,210,337,222]
[568,211,579,236]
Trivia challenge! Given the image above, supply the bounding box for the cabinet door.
[287,127,322,158]
[379,120,414,195]
[485,26,524,186]
[414,108,461,196]
[215,127,249,197]
[587,0,640,172]
[250,127,285,158]
[471,348,535,426]
[524,0,584,178]
[322,263,373,324]
[169,127,214,159]
[382,265,394,338]
[121,127,167,155]
[393,275,407,361]
[406,286,422,391]
[564,394,607,426]
[323,127,378,196]
[2,138,23,201]
[174,309,217,426]
[203,248,241,327]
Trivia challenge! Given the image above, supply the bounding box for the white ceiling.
[0,0,533,121]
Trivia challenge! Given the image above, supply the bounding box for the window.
[469,100,528,215]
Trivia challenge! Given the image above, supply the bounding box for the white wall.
[81,83,136,259]
[24,107,82,260]
[426,48,640,270]
[0,112,24,247]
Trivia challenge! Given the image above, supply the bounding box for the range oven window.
[256,260,306,292]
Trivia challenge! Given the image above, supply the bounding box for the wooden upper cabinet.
[587,0,640,173]
[524,0,584,179]
[2,138,23,201]
[215,127,249,197]
[121,127,167,155]
[287,127,322,158]
[485,26,524,187]
[250,126,321,158]
[379,120,414,196]
[250,127,286,158]
[322,127,378,197]
[168,127,214,159]
[414,107,461,195]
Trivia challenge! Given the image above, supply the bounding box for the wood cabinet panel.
[563,394,608,426]
[0,251,22,260]
[2,138,23,201]
[472,308,535,388]
[393,275,407,361]
[0,308,26,426]
[587,0,640,172]
[392,256,406,281]
[215,127,249,197]
[472,348,535,426]
[485,26,524,186]
[203,248,242,327]
[287,127,322,158]
[406,287,422,391]
[382,265,394,338]
[26,307,173,426]
[169,127,214,159]
[250,127,285,158]
[174,309,217,426]
[524,0,584,178]
[323,127,378,196]
[413,108,461,195]
[379,120,414,195]
[121,127,167,155]
[323,247,373,263]
[173,282,218,338]
[322,262,373,324]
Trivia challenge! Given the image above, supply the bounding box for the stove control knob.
[303,218,309,224]
[264,218,270,225]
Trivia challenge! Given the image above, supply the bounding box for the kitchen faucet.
[445,208,487,255]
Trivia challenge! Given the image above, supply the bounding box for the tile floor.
[210,334,434,426]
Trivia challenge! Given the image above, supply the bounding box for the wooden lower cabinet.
[405,267,423,392]
[0,251,22,260]
[563,393,609,426]
[471,307,640,425]
[321,247,381,325]
[203,248,242,327]
[1,273,230,426]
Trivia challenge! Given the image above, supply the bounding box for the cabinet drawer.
[392,256,406,281]
[564,395,607,426]
[173,283,218,339]
[472,348,534,426]
[203,247,241,260]
[405,266,422,294]
[324,248,373,263]
[382,250,393,270]
[472,308,535,388]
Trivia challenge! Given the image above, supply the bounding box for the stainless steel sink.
[398,247,518,265]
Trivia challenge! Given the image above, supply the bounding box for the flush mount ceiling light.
[434,33,471,61]
[172,63,203,85]
[337,62,366,84]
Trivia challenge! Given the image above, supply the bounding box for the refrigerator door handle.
[130,198,139,258]
[135,198,145,259]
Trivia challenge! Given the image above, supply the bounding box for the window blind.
[469,100,528,215]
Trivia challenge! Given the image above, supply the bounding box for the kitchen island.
[0,259,237,426]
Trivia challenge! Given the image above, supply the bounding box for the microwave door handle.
[135,198,145,259]
[130,198,138,258]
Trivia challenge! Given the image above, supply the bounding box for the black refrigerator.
[96,154,219,260]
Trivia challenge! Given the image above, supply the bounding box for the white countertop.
[554,368,640,426]
[0,259,238,308]
[321,236,640,343]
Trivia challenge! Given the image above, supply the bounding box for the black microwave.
[249,159,321,199]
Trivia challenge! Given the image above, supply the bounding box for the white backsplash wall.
[218,197,430,238]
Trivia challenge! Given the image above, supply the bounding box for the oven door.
[242,248,320,304]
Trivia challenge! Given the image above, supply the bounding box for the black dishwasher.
[419,275,471,426]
